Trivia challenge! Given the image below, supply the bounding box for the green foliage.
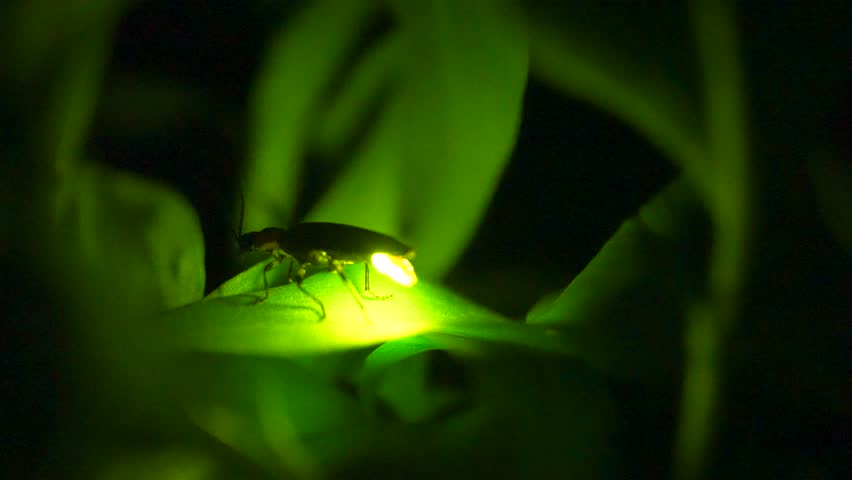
[246,0,528,278]
[48,162,206,310]
[526,2,706,178]
[6,0,848,478]
[810,156,852,252]
[245,0,381,231]
[526,179,707,386]
[180,261,566,356]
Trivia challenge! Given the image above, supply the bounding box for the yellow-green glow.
[371,253,418,287]
[174,261,574,357]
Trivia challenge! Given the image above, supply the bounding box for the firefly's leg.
[290,261,326,320]
[258,250,288,302]
[326,258,369,322]
[333,260,367,313]
[363,263,392,300]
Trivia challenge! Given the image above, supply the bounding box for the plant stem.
[675,1,749,479]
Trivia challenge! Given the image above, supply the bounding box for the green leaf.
[184,355,366,476]
[304,100,405,235]
[675,4,750,479]
[522,2,707,182]
[358,335,468,422]
[390,0,529,278]
[48,163,206,310]
[169,264,568,356]
[96,448,216,480]
[303,0,529,277]
[810,155,852,252]
[312,31,403,158]
[245,0,380,230]
[360,336,449,385]
[527,178,708,385]
[461,353,616,478]
[25,162,206,428]
[2,0,124,82]
[2,0,125,173]
[372,351,463,423]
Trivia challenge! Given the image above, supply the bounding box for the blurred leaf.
[245,0,380,231]
[40,30,112,174]
[523,4,750,477]
[810,155,852,252]
[2,0,124,256]
[391,0,529,278]
[462,353,616,478]
[178,332,612,477]
[48,162,206,310]
[372,352,463,423]
[676,4,749,479]
[359,335,468,422]
[527,178,708,385]
[1,0,126,174]
[185,356,366,476]
[360,336,447,384]
[2,0,124,82]
[303,0,529,277]
[305,100,404,234]
[522,2,708,184]
[97,448,216,480]
[312,30,403,158]
[691,0,749,237]
[21,161,207,454]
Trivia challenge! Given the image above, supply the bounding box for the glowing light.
[371,253,418,287]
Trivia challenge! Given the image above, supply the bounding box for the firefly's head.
[237,227,284,254]
[237,232,257,253]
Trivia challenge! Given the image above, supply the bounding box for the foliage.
[3,1,849,479]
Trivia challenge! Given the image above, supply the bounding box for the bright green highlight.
[169,261,569,356]
[371,252,418,287]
